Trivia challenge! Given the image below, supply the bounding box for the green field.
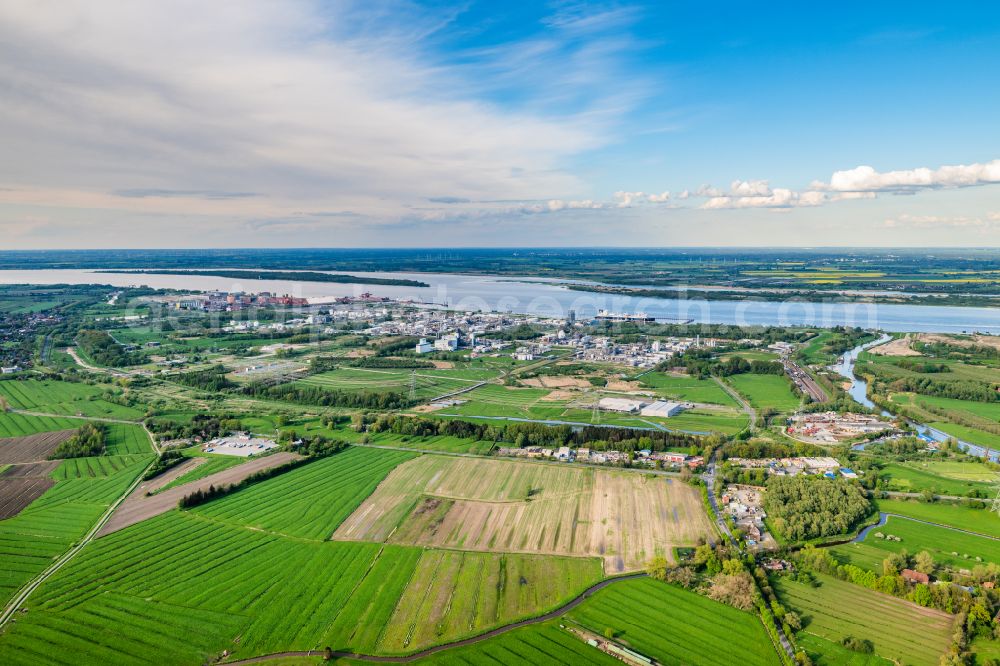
[296,367,488,401]
[0,413,82,438]
[565,577,780,666]
[875,499,1000,535]
[832,515,1000,571]
[355,432,496,455]
[404,622,618,665]
[156,452,246,492]
[443,384,747,434]
[774,573,952,666]
[0,454,151,605]
[0,379,144,420]
[637,373,738,406]
[0,447,602,662]
[194,447,417,540]
[879,461,996,496]
[928,422,1000,450]
[726,374,801,412]
[913,395,1000,422]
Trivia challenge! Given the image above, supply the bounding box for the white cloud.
[613,191,671,207]
[815,159,1000,193]
[730,180,772,197]
[701,188,809,210]
[0,0,644,237]
[883,213,1000,228]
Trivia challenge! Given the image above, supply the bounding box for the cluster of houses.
[722,484,770,546]
[786,411,895,443]
[728,455,859,479]
[495,446,704,469]
[175,291,309,312]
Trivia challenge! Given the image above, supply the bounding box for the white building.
[415,338,434,354]
[598,397,645,413]
[640,401,685,418]
[434,334,459,352]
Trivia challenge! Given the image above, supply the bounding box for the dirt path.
[98,452,302,536]
[713,376,756,432]
[223,574,648,665]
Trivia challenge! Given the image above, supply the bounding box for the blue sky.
[0,1,999,247]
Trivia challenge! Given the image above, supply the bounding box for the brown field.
[333,456,713,573]
[521,376,592,389]
[98,452,301,536]
[605,380,644,392]
[0,430,76,465]
[0,461,60,519]
[868,335,921,356]
[917,332,1000,351]
[429,360,455,369]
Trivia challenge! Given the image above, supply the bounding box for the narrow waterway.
[832,337,999,462]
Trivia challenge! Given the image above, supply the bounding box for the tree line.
[355,413,706,452]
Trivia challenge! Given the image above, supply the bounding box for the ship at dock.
[595,309,657,323]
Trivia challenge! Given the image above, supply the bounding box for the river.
[832,337,999,462]
[3,268,1000,334]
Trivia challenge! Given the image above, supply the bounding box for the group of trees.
[723,438,825,460]
[763,476,872,541]
[355,413,706,453]
[892,358,950,374]
[677,350,785,379]
[145,413,243,442]
[245,383,413,410]
[76,329,141,367]
[143,450,186,480]
[883,376,999,403]
[173,365,235,392]
[51,422,107,458]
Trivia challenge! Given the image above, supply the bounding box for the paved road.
[701,450,795,661]
[224,574,648,665]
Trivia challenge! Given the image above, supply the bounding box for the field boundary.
[0,425,158,628]
[223,573,648,665]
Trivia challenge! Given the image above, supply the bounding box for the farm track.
[713,377,756,432]
[223,573,648,665]
[0,425,158,629]
[98,452,303,536]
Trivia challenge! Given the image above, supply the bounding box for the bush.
[51,423,107,458]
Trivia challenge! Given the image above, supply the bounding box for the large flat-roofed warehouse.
[640,401,685,418]
[598,397,645,413]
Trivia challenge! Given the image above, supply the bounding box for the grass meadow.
[875,499,999,535]
[0,454,151,606]
[726,374,801,412]
[0,379,144,420]
[831,515,1000,570]
[565,577,781,666]
[774,574,952,666]
[0,447,603,663]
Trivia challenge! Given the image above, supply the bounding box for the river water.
[832,338,999,462]
[3,268,1000,334]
